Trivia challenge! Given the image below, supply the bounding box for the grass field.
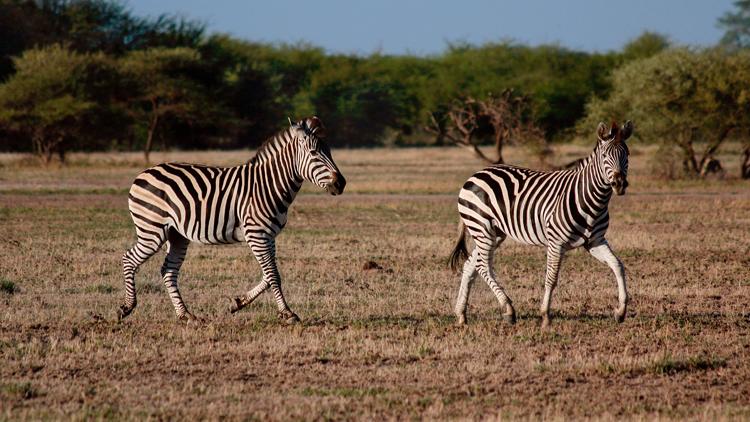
[1,144,749,420]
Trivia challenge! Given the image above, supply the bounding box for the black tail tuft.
[448,221,469,272]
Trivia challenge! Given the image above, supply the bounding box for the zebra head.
[290,116,347,195]
[596,121,633,196]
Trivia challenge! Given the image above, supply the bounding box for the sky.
[127,0,736,55]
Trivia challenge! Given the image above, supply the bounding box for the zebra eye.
[309,150,319,156]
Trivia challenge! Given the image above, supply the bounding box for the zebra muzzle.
[611,178,628,195]
[327,172,346,195]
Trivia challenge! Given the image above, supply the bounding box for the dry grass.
[1,144,749,420]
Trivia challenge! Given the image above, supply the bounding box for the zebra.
[118,116,346,324]
[449,121,632,327]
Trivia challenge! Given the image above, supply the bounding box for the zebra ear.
[306,116,327,138]
[288,117,294,127]
[597,121,617,143]
[620,120,633,142]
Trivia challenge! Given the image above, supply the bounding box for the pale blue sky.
[128,0,735,55]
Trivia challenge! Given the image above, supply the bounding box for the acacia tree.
[427,97,487,161]
[119,47,223,162]
[580,48,750,178]
[427,90,545,164]
[0,45,120,163]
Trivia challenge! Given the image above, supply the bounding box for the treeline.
[0,0,749,177]
[0,1,652,156]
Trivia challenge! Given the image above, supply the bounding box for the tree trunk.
[42,146,53,165]
[434,132,445,146]
[677,132,699,176]
[463,143,494,164]
[144,104,159,164]
[741,145,750,179]
[698,126,732,176]
[33,134,53,166]
[493,131,504,164]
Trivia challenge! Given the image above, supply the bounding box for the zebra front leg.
[475,237,516,324]
[587,241,628,323]
[454,249,478,325]
[247,237,299,324]
[540,246,565,328]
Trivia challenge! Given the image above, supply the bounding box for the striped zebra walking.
[119,116,346,323]
[449,121,633,327]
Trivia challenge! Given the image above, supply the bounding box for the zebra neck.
[250,143,304,207]
[579,146,613,205]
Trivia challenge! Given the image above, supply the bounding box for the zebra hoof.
[455,314,467,326]
[229,297,243,314]
[614,306,627,323]
[279,311,301,324]
[503,304,516,325]
[178,312,202,325]
[541,315,551,329]
[117,304,135,321]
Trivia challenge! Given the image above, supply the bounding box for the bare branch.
[428,90,545,165]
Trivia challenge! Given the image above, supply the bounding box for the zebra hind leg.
[454,249,478,325]
[119,232,166,320]
[161,229,199,323]
[540,245,565,328]
[474,234,516,324]
[229,279,269,314]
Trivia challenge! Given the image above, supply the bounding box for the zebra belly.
[177,214,243,244]
[188,227,243,245]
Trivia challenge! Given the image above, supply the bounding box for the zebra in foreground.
[449,121,633,327]
[119,116,346,323]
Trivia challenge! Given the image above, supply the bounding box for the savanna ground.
[1,143,749,420]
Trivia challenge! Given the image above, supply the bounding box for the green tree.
[0,44,124,163]
[579,48,750,178]
[718,0,750,49]
[428,42,617,140]
[621,32,670,61]
[299,56,417,147]
[119,47,228,162]
[0,0,204,81]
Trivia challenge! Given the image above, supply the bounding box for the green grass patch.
[1,279,18,295]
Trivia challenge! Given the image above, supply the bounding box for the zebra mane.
[248,117,325,165]
[248,128,295,165]
[561,143,598,171]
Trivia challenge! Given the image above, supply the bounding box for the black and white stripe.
[119,116,346,323]
[449,121,633,327]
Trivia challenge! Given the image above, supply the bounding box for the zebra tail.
[448,221,469,272]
